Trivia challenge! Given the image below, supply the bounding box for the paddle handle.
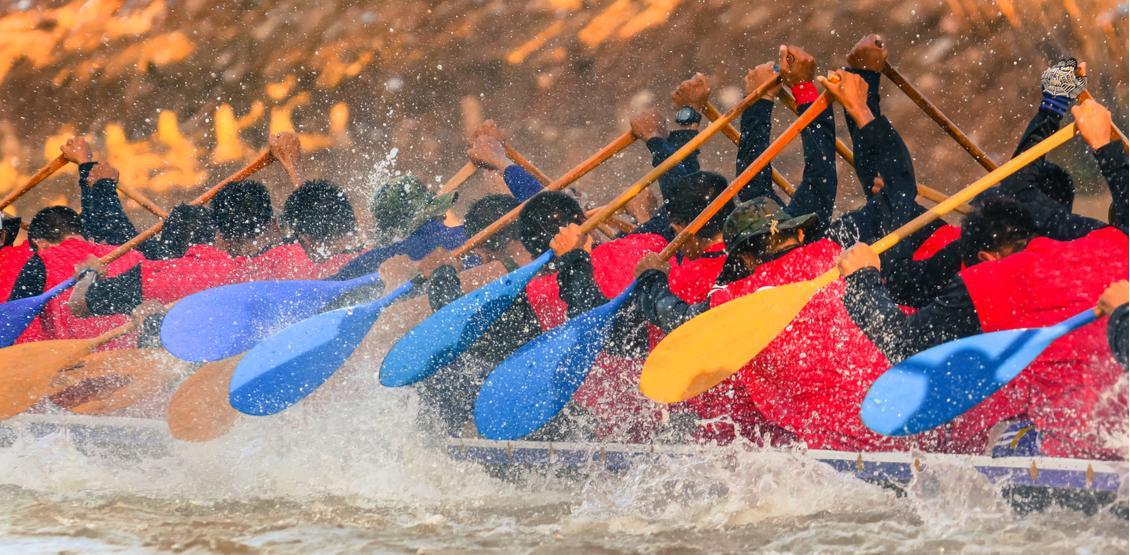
[1077,90,1129,152]
[657,89,829,261]
[883,63,1000,172]
[0,155,68,211]
[116,184,169,218]
[439,162,477,196]
[503,143,552,185]
[579,74,782,236]
[450,131,636,258]
[704,102,796,197]
[870,124,1077,256]
[98,150,275,265]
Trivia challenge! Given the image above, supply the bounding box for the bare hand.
[818,70,874,127]
[467,134,511,171]
[1098,280,1129,316]
[130,300,168,323]
[88,162,119,183]
[549,223,592,256]
[471,119,507,141]
[1071,99,1113,150]
[779,45,816,88]
[846,34,887,72]
[60,136,93,165]
[630,109,667,141]
[837,242,880,276]
[378,254,418,286]
[74,254,106,278]
[671,73,710,111]
[745,62,781,100]
[634,252,668,277]
[269,131,301,163]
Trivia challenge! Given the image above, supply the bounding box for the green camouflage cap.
[369,173,458,245]
[723,196,817,253]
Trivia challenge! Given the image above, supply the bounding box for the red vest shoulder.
[710,238,841,307]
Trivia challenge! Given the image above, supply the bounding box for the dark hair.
[0,215,20,247]
[959,196,1037,266]
[283,180,357,242]
[210,180,273,242]
[28,206,82,244]
[465,194,520,252]
[153,205,215,259]
[517,191,584,255]
[666,171,731,237]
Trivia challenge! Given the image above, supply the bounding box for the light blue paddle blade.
[474,283,635,440]
[228,281,413,416]
[161,272,382,362]
[862,308,1098,436]
[0,277,76,347]
[380,251,554,387]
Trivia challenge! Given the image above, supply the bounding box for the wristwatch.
[674,106,702,126]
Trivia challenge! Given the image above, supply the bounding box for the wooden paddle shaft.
[658,91,833,261]
[703,102,797,197]
[503,143,553,185]
[450,131,636,258]
[438,162,477,196]
[1077,90,1129,152]
[98,150,275,265]
[0,155,68,211]
[778,87,972,215]
[882,63,1000,172]
[578,74,782,237]
[116,184,169,218]
[870,124,1077,256]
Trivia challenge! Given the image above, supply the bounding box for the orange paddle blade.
[52,349,188,416]
[640,269,838,403]
[0,337,99,418]
[167,357,241,442]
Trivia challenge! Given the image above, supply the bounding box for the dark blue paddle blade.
[229,281,413,416]
[161,273,381,362]
[862,308,1098,436]
[0,277,76,347]
[380,251,554,387]
[474,283,635,440]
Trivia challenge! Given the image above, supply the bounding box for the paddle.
[0,154,68,211]
[639,124,1079,404]
[1077,90,1129,151]
[0,149,276,348]
[167,357,242,441]
[48,348,191,416]
[381,73,782,389]
[861,308,1101,436]
[702,102,797,197]
[474,87,831,440]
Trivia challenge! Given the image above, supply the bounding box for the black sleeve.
[881,240,963,308]
[7,254,45,301]
[1013,106,1063,158]
[842,268,982,363]
[646,130,701,200]
[842,69,883,193]
[1109,303,1128,370]
[1094,143,1128,231]
[555,249,608,317]
[634,269,708,332]
[988,170,1105,241]
[783,100,838,234]
[78,162,138,246]
[736,99,783,204]
[425,264,462,311]
[85,265,143,316]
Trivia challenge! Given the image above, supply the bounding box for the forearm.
[79,163,138,245]
[1014,105,1064,157]
[785,100,838,230]
[8,255,45,301]
[881,241,962,308]
[634,269,707,333]
[1094,143,1128,230]
[85,265,143,316]
[502,165,543,202]
[842,69,882,150]
[647,132,701,200]
[736,100,780,203]
[556,250,607,317]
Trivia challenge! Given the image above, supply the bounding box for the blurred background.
[0,0,1126,228]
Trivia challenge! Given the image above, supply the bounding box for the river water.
[0,361,1126,554]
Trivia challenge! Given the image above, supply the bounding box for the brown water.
[0,366,1126,555]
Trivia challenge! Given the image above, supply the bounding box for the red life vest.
[237,243,360,281]
[0,242,33,300]
[708,238,913,451]
[912,224,961,261]
[139,244,238,304]
[35,238,144,347]
[949,226,1129,459]
[667,241,727,303]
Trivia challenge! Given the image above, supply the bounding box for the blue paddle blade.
[861,308,1098,436]
[228,281,413,416]
[161,273,381,362]
[0,277,76,347]
[474,283,635,440]
[380,251,554,387]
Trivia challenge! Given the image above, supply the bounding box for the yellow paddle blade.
[167,357,241,442]
[54,349,187,416]
[0,338,98,419]
[640,269,839,403]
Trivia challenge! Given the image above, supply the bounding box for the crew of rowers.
[1,36,1126,459]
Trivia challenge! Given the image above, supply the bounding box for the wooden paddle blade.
[380,251,554,387]
[861,309,1098,436]
[640,270,838,403]
[54,349,189,416]
[0,277,77,347]
[475,286,633,440]
[0,337,97,418]
[167,357,241,442]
